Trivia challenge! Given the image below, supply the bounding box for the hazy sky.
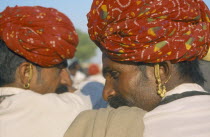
[0,0,210,32]
[0,0,93,32]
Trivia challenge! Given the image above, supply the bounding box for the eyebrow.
[102,67,111,77]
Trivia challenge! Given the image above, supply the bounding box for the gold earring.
[154,64,168,98]
[24,83,30,89]
[23,64,33,89]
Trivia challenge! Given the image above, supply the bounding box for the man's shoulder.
[87,106,145,117]
[75,106,146,122]
[6,89,88,109]
[64,106,146,137]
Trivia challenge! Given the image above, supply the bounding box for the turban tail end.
[203,47,210,61]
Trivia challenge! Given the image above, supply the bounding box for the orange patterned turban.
[87,0,210,63]
[0,6,78,67]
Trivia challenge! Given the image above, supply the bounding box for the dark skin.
[102,54,192,111]
[6,61,75,94]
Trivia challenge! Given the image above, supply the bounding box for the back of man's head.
[87,0,210,110]
[0,6,78,93]
[87,0,209,86]
[0,40,26,86]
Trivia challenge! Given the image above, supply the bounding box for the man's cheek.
[117,85,129,95]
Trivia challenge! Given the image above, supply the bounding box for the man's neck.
[166,77,194,92]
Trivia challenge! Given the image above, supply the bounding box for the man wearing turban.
[65,0,210,137]
[0,6,95,137]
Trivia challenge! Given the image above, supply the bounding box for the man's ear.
[144,61,172,82]
[159,61,172,82]
[18,62,34,89]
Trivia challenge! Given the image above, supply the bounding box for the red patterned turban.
[87,0,210,63]
[0,6,78,67]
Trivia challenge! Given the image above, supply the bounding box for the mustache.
[107,95,132,108]
[55,85,68,94]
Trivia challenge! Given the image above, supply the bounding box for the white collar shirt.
[143,83,210,137]
[0,87,90,137]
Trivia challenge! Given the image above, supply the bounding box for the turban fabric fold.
[0,6,78,67]
[87,0,210,63]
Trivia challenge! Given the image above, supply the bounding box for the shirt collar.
[0,87,28,96]
[164,83,205,98]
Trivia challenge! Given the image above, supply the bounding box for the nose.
[60,68,73,88]
[103,80,117,101]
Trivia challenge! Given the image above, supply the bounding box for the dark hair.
[176,59,205,86]
[0,40,27,86]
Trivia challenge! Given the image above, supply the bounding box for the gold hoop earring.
[23,64,33,89]
[24,83,30,89]
[154,64,168,98]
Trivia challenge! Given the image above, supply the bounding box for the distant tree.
[75,29,97,62]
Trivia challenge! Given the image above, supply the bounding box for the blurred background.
[0,0,210,89]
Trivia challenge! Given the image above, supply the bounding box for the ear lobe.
[18,62,33,89]
[154,62,173,97]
